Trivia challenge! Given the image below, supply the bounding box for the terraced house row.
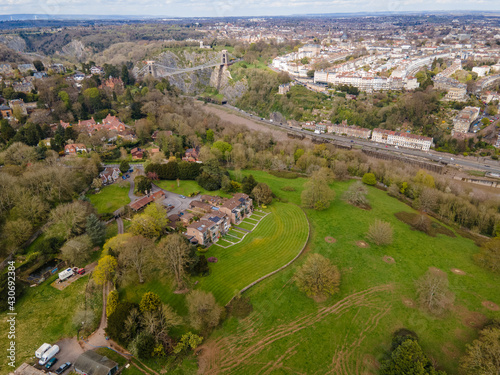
[184,193,253,246]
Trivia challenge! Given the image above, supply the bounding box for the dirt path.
[198,284,393,374]
[117,217,124,234]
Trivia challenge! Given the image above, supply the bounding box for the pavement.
[151,183,199,215]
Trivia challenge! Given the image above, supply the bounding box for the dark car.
[45,357,57,369]
[55,362,71,374]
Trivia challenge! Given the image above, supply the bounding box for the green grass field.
[120,202,309,312]
[87,183,130,214]
[0,275,89,368]
[154,180,231,198]
[191,172,500,374]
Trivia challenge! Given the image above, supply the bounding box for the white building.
[371,128,433,151]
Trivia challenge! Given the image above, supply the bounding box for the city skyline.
[1,0,500,18]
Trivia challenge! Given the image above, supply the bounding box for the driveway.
[32,338,83,373]
[152,183,199,215]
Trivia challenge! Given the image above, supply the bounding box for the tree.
[45,201,95,240]
[3,219,32,249]
[93,255,118,286]
[129,331,156,359]
[0,120,16,143]
[103,233,133,256]
[155,234,192,291]
[301,172,335,210]
[2,142,37,166]
[362,172,377,186]
[366,220,393,245]
[460,324,500,375]
[211,141,232,160]
[242,175,258,195]
[86,214,106,246]
[91,177,103,190]
[380,337,446,375]
[135,176,152,194]
[415,270,454,316]
[139,292,162,312]
[186,290,223,331]
[60,234,93,266]
[294,254,341,299]
[120,160,130,173]
[33,60,44,72]
[252,183,273,206]
[140,304,182,342]
[130,203,169,239]
[118,236,154,283]
[106,290,119,317]
[473,237,500,273]
[343,181,369,209]
[106,301,139,345]
[174,332,204,354]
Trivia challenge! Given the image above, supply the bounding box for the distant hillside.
[0,42,29,64]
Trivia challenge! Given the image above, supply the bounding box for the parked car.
[77,268,85,275]
[45,357,57,369]
[55,362,71,374]
[179,195,186,199]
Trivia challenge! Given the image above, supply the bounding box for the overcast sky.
[1,0,499,18]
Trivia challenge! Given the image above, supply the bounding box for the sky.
[1,0,499,18]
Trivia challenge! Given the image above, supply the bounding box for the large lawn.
[120,202,309,310]
[191,172,500,375]
[0,275,89,368]
[87,183,130,214]
[154,180,231,198]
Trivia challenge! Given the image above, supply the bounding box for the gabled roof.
[74,350,118,375]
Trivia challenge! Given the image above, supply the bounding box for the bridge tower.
[146,61,156,78]
[221,50,229,66]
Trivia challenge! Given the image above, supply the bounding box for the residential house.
[0,63,14,76]
[200,195,225,206]
[49,63,66,74]
[186,220,216,245]
[278,83,290,95]
[90,66,104,75]
[201,211,230,236]
[65,143,88,155]
[99,77,124,90]
[74,350,119,375]
[10,363,46,375]
[131,147,144,160]
[101,114,126,132]
[13,81,34,94]
[100,167,121,185]
[327,122,372,139]
[182,147,200,162]
[179,211,195,225]
[33,72,48,79]
[371,128,433,151]
[219,193,253,224]
[129,190,166,211]
[9,99,28,116]
[189,200,214,215]
[0,104,12,119]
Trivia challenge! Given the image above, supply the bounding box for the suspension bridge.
[136,50,230,78]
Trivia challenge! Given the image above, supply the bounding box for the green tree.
[211,141,232,160]
[173,332,204,354]
[130,203,169,239]
[380,337,446,375]
[294,253,341,299]
[242,175,258,195]
[129,331,155,359]
[106,290,119,317]
[121,65,130,85]
[0,120,16,143]
[106,301,139,345]
[139,292,162,312]
[252,183,273,206]
[33,60,44,72]
[46,201,95,240]
[186,290,223,331]
[362,172,377,186]
[460,324,500,375]
[294,148,305,162]
[119,160,130,173]
[60,234,93,266]
[86,214,106,246]
[474,237,500,273]
[206,129,214,143]
[135,176,152,194]
[301,172,335,210]
[93,255,118,286]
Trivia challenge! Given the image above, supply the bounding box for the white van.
[39,345,59,365]
[58,268,74,281]
[35,343,51,358]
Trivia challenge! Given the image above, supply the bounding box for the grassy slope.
[120,202,308,311]
[195,171,500,374]
[87,183,130,214]
[154,180,231,198]
[0,275,89,368]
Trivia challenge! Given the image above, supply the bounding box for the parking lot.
[32,338,83,374]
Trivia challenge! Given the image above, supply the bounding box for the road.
[219,103,500,175]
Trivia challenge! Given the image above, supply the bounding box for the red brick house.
[64,143,88,155]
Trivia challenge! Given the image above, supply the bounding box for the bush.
[294,253,341,299]
[269,170,298,179]
[227,295,253,318]
[105,301,138,345]
[280,186,296,192]
[139,292,161,312]
[366,220,393,245]
[129,331,156,359]
[207,257,218,263]
[106,290,119,317]
[362,172,377,186]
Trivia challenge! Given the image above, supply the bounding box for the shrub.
[207,257,218,263]
[227,295,253,318]
[366,220,393,245]
[269,170,298,179]
[294,253,341,299]
[280,186,296,191]
[343,181,370,209]
[139,292,161,312]
[362,172,377,186]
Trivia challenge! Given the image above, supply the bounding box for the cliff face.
[59,40,87,61]
[210,65,247,103]
[0,35,26,52]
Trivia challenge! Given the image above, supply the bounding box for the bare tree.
[366,220,394,245]
[294,253,341,299]
[141,304,182,341]
[155,234,193,291]
[343,181,370,209]
[252,183,273,206]
[61,234,93,266]
[186,290,223,331]
[415,270,454,316]
[118,236,154,283]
